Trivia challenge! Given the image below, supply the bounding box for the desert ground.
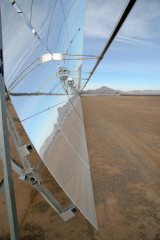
[0,95,160,240]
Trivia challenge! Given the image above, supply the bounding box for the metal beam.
[11,158,24,177]
[0,8,20,239]
[6,106,32,173]
[9,92,68,96]
[33,182,76,221]
[82,0,137,91]
[0,178,4,194]
[33,182,64,214]
[36,160,44,173]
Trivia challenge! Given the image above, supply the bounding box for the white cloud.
[84,0,160,43]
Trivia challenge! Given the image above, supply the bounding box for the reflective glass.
[1,0,97,228]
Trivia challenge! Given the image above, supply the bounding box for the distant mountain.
[82,86,160,95]
[83,86,120,94]
[127,90,160,95]
[40,95,77,158]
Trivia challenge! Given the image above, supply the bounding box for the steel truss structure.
[0,87,79,239]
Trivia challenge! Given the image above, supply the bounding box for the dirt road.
[0,95,160,240]
[81,95,160,240]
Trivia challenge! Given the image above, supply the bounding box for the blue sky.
[83,0,160,91]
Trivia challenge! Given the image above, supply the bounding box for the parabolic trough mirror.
[1,0,97,228]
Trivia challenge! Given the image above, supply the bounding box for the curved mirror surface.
[1,0,97,228]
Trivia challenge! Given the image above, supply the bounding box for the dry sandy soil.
[0,95,160,240]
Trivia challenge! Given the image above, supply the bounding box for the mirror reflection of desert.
[0,95,160,240]
[40,95,97,228]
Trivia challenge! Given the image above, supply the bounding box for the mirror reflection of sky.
[2,0,85,152]
[83,0,160,91]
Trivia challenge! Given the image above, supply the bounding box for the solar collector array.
[1,0,97,228]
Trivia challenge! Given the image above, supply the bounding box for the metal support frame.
[0,97,78,237]
[57,67,77,95]
[0,89,78,239]
[3,102,78,221]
